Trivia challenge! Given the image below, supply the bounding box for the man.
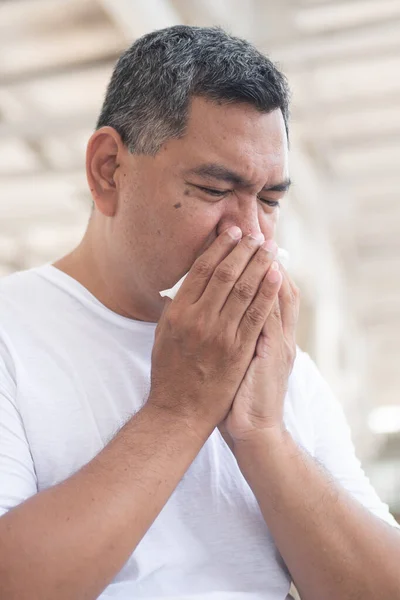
[0,25,399,600]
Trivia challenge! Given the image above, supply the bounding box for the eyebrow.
[185,163,292,193]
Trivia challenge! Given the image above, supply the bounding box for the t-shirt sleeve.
[302,352,399,529]
[0,344,37,517]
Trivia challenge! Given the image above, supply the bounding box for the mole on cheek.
[173,202,182,208]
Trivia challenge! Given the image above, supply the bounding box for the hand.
[220,263,300,446]
[148,228,279,436]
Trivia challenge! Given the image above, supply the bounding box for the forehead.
[177,96,289,183]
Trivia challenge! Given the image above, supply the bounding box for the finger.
[257,296,282,356]
[237,260,282,343]
[262,286,282,335]
[219,239,278,324]
[198,233,270,313]
[174,226,243,304]
[280,265,300,324]
[278,265,300,340]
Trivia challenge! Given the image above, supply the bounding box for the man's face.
[113,97,289,296]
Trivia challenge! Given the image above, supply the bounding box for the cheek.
[259,207,279,239]
[164,196,217,248]
[179,193,222,236]
[174,201,223,257]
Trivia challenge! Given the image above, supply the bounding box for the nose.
[218,201,274,240]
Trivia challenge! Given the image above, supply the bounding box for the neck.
[53,225,165,324]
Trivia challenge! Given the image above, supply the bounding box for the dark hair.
[96,25,290,155]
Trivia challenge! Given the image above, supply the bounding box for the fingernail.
[267,261,281,283]
[227,226,242,240]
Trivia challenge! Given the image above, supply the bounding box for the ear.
[86,126,126,217]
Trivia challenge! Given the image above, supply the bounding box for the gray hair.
[96,25,290,155]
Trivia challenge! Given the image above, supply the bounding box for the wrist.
[233,425,291,460]
[144,395,214,444]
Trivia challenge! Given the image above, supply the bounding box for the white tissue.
[159,247,289,301]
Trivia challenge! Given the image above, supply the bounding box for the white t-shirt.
[0,265,398,600]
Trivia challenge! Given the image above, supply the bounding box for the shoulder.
[0,267,47,310]
[0,266,62,327]
[0,268,51,377]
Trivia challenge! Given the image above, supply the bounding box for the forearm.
[0,402,209,600]
[235,429,400,600]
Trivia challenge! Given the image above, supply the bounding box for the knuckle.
[265,304,280,327]
[272,306,281,321]
[259,281,278,301]
[245,304,265,327]
[214,263,237,284]
[232,280,255,302]
[253,249,269,265]
[288,291,295,306]
[293,285,301,301]
[193,258,213,278]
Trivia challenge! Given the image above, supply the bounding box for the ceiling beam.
[294,0,400,35]
[0,112,96,140]
[295,118,400,146]
[172,0,257,40]
[99,0,182,40]
[0,55,117,87]
[331,131,400,151]
[270,20,400,67]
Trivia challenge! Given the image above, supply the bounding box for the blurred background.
[0,0,399,523]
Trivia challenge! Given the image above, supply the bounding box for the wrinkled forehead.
[178,97,289,184]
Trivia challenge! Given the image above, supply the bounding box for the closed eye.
[197,186,227,197]
[259,198,280,208]
[196,186,281,208]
